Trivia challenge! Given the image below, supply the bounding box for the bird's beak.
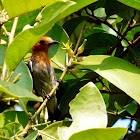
[47,40,60,46]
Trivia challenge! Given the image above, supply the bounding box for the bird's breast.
[33,52,51,68]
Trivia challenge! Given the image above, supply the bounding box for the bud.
[77,56,85,62]
[71,68,80,74]
[77,39,87,55]
[62,40,74,57]
[68,48,74,57]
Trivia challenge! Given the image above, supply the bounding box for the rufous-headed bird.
[28,36,60,121]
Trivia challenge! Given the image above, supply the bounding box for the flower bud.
[77,39,87,55]
[68,48,74,57]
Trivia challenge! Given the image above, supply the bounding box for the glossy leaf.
[1,122,23,137]
[5,1,75,71]
[63,16,88,37]
[76,55,140,105]
[3,9,40,41]
[60,79,89,115]
[124,101,138,115]
[85,32,118,49]
[47,24,69,68]
[60,0,98,19]
[0,45,7,66]
[0,80,42,102]
[105,0,130,16]
[11,61,33,91]
[2,0,66,19]
[39,121,71,140]
[0,111,28,128]
[69,127,127,140]
[19,99,28,114]
[24,130,38,140]
[58,82,107,140]
[117,0,140,10]
[5,0,99,72]
[0,137,9,140]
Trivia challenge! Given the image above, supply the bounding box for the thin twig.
[85,9,137,57]
[100,90,123,94]
[2,25,10,37]
[32,121,51,127]
[107,111,140,124]
[73,24,86,55]
[9,17,18,44]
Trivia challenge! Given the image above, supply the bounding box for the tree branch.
[1,17,18,81]
[85,8,139,58]
[107,111,140,124]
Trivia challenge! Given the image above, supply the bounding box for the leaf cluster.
[0,0,140,139]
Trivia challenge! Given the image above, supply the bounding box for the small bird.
[28,36,60,120]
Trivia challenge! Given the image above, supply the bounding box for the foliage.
[0,0,140,139]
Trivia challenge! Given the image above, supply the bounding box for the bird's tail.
[46,95,60,121]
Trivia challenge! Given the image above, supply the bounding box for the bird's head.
[32,36,60,52]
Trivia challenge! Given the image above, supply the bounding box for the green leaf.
[0,111,28,128]
[5,0,99,72]
[124,101,138,115]
[117,0,140,10]
[60,79,89,115]
[63,16,88,37]
[19,99,28,114]
[114,101,122,110]
[94,8,106,18]
[11,61,33,91]
[1,122,23,138]
[85,32,118,49]
[0,80,42,102]
[0,137,9,140]
[5,1,75,71]
[47,24,69,68]
[105,0,131,16]
[0,0,2,12]
[60,0,98,19]
[39,121,71,140]
[58,82,107,140]
[2,0,66,19]
[0,45,7,66]
[76,55,140,105]
[3,9,40,41]
[24,130,38,140]
[69,127,127,140]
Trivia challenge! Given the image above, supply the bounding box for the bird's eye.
[39,39,46,44]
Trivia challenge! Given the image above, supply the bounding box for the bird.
[28,36,60,121]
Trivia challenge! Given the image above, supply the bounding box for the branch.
[2,25,10,37]
[100,90,123,94]
[1,17,19,81]
[85,8,139,58]
[123,129,140,140]
[73,24,86,54]
[119,35,140,59]
[107,111,140,124]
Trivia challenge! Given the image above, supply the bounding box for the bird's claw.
[45,94,51,100]
[57,79,63,84]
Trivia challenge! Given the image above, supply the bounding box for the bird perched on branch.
[28,36,60,121]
